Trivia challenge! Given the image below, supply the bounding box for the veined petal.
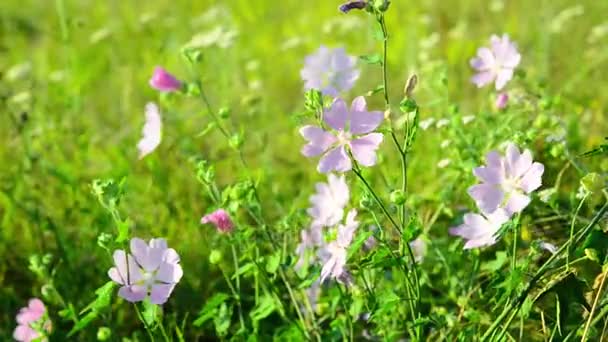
[471,71,495,88]
[318,145,352,173]
[118,285,147,303]
[350,133,383,167]
[324,98,349,131]
[505,192,531,215]
[300,125,337,157]
[150,284,176,305]
[468,184,504,214]
[520,162,544,193]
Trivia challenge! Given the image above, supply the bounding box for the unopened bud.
[404,74,418,98]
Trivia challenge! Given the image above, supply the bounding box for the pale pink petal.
[350,133,383,167]
[494,68,514,90]
[473,165,502,184]
[324,98,349,131]
[130,238,164,272]
[350,108,384,134]
[150,284,176,305]
[162,248,181,264]
[505,192,531,215]
[137,102,162,159]
[149,238,168,250]
[519,162,544,193]
[318,145,352,173]
[337,209,358,246]
[300,125,337,157]
[485,151,502,168]
[156,262,183,284]
[468,184,504,214]
[504,143,522,176]
[470,47,495,70]
[463,235,497,249]
[471,71,495,88]
[13,325,39,342]
[149,66,182,92]
[118,285,147,303]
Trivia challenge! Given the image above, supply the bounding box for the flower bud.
[97,327,112,341]
[209,250,222,265]
[390,189,406,205]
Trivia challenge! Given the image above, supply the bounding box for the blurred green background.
[1,0,607,338]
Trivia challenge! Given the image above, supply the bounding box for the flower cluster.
[14,299,52,342]
[201,209,235,233]
[451,143,544,248]
[300,97,384,173]
[108,238,183,305]
[470,34,520,109]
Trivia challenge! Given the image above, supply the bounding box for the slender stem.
[158,321,170,342]
[582,266,608,341]
[378,14,390,106]
[481,201,608,341]
[134,304,156,342]
[567,193,587,269]
[337,285,354,342]
[220,267,246,331]
[352,168,401,235]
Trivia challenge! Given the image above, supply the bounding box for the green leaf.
[142,299,160,327]
[214,303,233,336]
[249,294,277,322]
[68,282,116,336]
[348,230,374,258]
[265,251,281,274]
[359,54,383,65]
[194,292,230,327]
[481,251,508,272]
[232,262,256,279]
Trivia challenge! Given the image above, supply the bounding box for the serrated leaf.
[68,281,115,336]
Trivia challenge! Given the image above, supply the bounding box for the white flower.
[449,209,510,249]
[319,209,358,283]
[307,174,350,227]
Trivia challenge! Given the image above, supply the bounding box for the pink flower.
[301,46,359,96]
[201,209,234,233]
[14,298,52,342]
[300,96,384,173]
[295,224,323,270]
[495,92,509,109]
[108,238,183,305]
[319,209,358,283]
[468,143,544,216]
[149,66,182,92]
[137,102,162,159]
[470,34,521,90]
[449,209,510,249]
[308,174,350,227]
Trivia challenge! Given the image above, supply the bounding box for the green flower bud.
[97,327,112,341]
[390,190,406,205]
[209,250,222,265]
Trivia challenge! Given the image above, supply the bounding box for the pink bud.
[495,92,509,110]
[149,66,182,92]
[201,209,234,233]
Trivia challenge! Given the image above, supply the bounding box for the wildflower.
[319,209,358,282]
[449,209,510,249]
[108,238,183,305]
[495,92,509,109]
[409,237,427,262]
[339,1,367,14]
[468,143,544,215]
[462,115,475,125]
[470,34,521,90]
[300,96,384,173]
[436,118,449,128]
[308,174,350,227]
[437,159,451,168]
[14,298,52,342]
[539,241,558,254]
[419,118,435,130]
[295,224,323,270]
[149,66,182,92]
[201,209,234,233]
[137,102,162,159]
[301,46,359,96]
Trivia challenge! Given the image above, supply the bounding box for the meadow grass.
[1,0,608,340]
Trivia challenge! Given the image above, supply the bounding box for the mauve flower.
[495,92,509,109]
[470,34,521,90]
[339,1,367,13]
[108,238,183,305]
[201,209,234,233]
[468,143,544,215]
[449,209,510,249]
[295,224,323,270]
[308,174,350,227]
[319,209,358,283]
[137,102,162,159]
[300,96,384,173]
[14,298,52,342]
[301,46,359,96]
[149,66,182,92]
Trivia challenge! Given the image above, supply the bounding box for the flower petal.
[300,125,337,157]
[118,285,147,303]
[350,100,383,135]
[150,284,176,305]
[318,145,352,173]
[505,192,531,215]
[494,68,514,90]
[156,262,183,284]
[324,98,349,131]
[520,162,544,193]
[471,71,495,88]
[468,184,504,214]
[350,133,383,167]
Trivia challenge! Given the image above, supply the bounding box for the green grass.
[1,0,607,340]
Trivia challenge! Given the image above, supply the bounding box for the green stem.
[567,193,587,270]
[134,303,156,342]
[481,201,608,341]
